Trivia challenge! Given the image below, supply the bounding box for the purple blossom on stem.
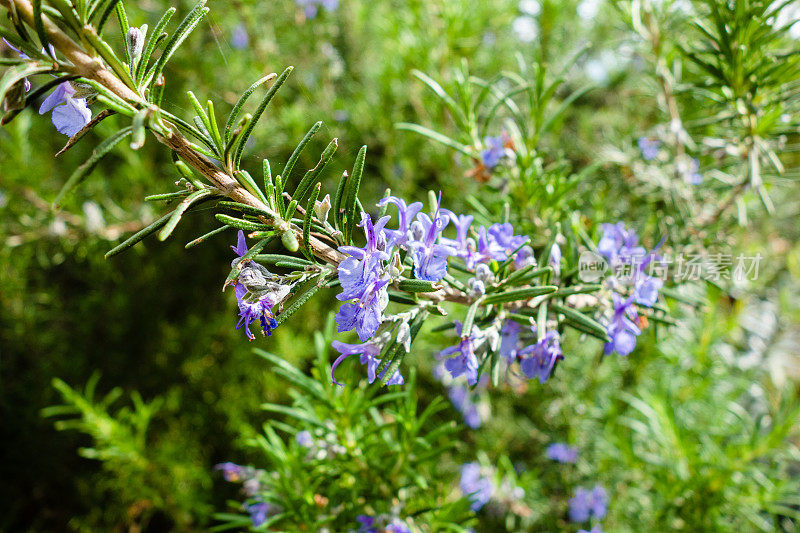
[335,213,391,341]
[377,195,423,247]
[633,274,663,307]
[331,338,404,386]
[637,136,660,160]
[481,136,505,168]
[215,462,245,482]
[229,231,289,339]
[296,430,314,448]
[499,320,520,363]
[519,330,562,383]
[597,222,645,266]
[39,82,92,136]
[440,210,474,260]
[545,443,578,463]
[407,206,454,281]
[460,462,495,511]
[440,321,481,385]
[231,23,249,49]
[448,384,483,429]
[550,242,562,277]
[245,502,269,528]
[604,293,641,356]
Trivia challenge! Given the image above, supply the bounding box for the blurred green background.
[2,0,800,531]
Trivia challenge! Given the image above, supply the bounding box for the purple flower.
[597,222,645,266]
[460,462,495,511]
[297,0,338,18]
[545,443,578,463]
[440,321,481,385]
[519,330,562,383]
[39,82,91,136]
[215,462,245,482]
[569,487,592,522]
[296,430,314,448]
[440,210,474,260]
[377,195,423,247]
[356,515,376,532]
[335,213,391,341]
[514,245,536,269]
[604,293,641,356]
[448,385,483,429]
[357,515,410,533]
[481,136,505,168]
[579,527,604,533]
[590,485,609,519]
[245,502,269,527]
[499,320,520,363]
[408,207,454,281]
[229,231,290,339]
[469,223,528,268]
[550,242,562,277]
[633,274,662,307]
[637,136,660,160]
[685,157,702,185]
[330,338,404,386]
[231,23,249,49]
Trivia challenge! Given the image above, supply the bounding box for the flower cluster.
[227,231,291,340]
[356,514,411,533]
[295,428,347,459]
[214,462,273,528]
[459,462,525,513]
[434,364,490,428]
[637,136,660,160]
[568,484,608,523]
[546,442,578,464]
[597,223,664,356]
[296,0,338,19]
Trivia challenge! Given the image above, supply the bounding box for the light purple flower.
[335,213,391,341]
[569,487,592,522]
[638,136,660,160]
[590,485,609,519]
[215,462,245,482]
[245,502,269,527]
[296,430,314,448]
[460,462,495,511]
[229,231,289,339]
[519,330,562,383]
[604,293,640,356]
[408,207,454,281]
[597,222,645,266]
[297,0,338,18]
[685,157,702,185]
[481,136,505,168]
[633,275,663,307]
[448,384,483,429]
[440,210,474,260]
[231,23,249,49]
[331,339,404,386]
[39,82,92,136]
[377,195,423,247]
[545,442,578,463]
[440,321,480,385]
[499,320,520,363]
[550,242,562,277]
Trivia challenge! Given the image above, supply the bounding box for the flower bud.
[314,194,331,223]
[475,263,493,282]
[397,322,411,352]
[467,278,485,298]
[126,27,146,65]
[281,229,299,252]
